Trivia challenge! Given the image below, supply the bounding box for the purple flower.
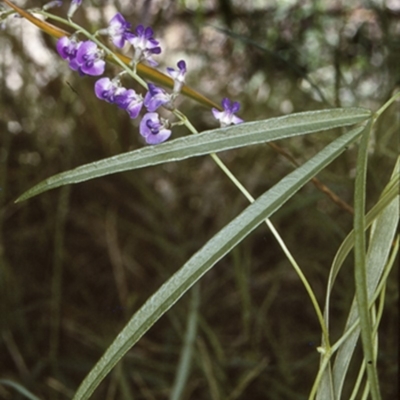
[94,77,121,103]
[166,60,186,94]
[212,98,243,127]
[117,89,143,118]
[127,25,161,66]
[56,36,81,62]
[94,78,143,118]
[99,13,131,48]
[144,83,172,112]
[57,37,105,76]
[67,0,82,18]
[75,40,105,76]
[140,113,171,145]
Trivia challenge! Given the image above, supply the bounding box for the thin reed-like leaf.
[352,121,382,400]
[331,157,399,399]
[169,286,200,400]
[0,379,41,400]
[323,156,399,329]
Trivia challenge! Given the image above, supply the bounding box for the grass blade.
[0,379,41,400]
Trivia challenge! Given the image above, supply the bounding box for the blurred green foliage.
[0,0,398,399]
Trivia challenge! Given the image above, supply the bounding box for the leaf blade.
[17,108,370,202]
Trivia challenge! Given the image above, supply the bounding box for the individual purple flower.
[140,113,171,145]
[56,36,81,63]
[212,98,243,127]
[144,83,172,111]
[74,40,105,76]
[94,77,121,103]
[126,25,161,66]
[98,13,131,48]
[67,0,82,18]
[116,89,143,119]
[166,60,187,94]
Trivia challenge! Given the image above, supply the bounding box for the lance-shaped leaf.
[16,108,371,202]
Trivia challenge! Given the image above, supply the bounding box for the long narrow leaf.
[17,108,370,202]
[0,379,41,400]
[316,156,400,400]
[72,124,366,400]
[331,157,399,398]
[352,121,382,400]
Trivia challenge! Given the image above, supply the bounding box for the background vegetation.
[0,0,398,399]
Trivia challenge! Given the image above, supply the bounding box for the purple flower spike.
[94,77,121,103]
[127,25,161,66]
[75,41,105,76]
[166,60,187,93]
[140,113,171,145]
[100,13,132,48]
[144,83,172,112]
[212,98,244,127]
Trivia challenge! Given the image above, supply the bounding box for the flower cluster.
[56,1,242,145]
[91,60,188,144]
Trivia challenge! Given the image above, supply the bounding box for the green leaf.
[331,156,399,399]
[72,124,366,400]
[17,108,370,202]
[316,156,400,400]
[352,120,382,400]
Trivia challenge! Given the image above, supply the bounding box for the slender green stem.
[373,91,400,121]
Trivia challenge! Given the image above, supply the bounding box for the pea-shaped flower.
[75,41,106,76]
[127,25,161,66]
[57,37,105,76]
[117,89,144,119]
[212,98,243,127]
[56,36,82,67]
[166,60,187,94]
[140,113,171,145]
[144,84,172,112]
[94,77,122,103]
[98,13,132,48]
